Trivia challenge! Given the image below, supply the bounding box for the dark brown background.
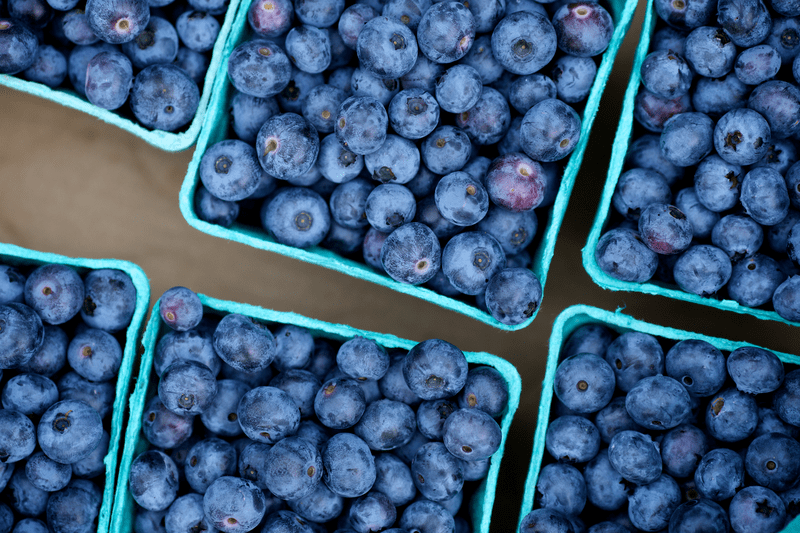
[1,5,798,530]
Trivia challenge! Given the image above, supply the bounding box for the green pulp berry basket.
[518,304,800,532]
[112,293,521,533]
[581,0,800,328]
[177,0,639,331]
[0,242,150,533]
[0,0,242,152]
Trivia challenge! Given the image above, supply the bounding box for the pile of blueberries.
[521,322,800,533]
[595,0,800,322]
[129,286,510,533]
[0,0,229,132]
[193,0,617,325]
[0,261,138,533]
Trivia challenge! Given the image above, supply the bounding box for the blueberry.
[638,203,693,256]
[431,171,488,226]
[270,370,320,419]
[263,187,331,247]
[84,0,149,44]
[24,264,83,326]
[520,98,581,162]
[195,186,240,227]
[660,424,708,479]
[159,361,217,416]
[415,398,455,441]
[0,409,36,464]
[400,500,454,533]
[80,269,136,333]
[321,433,376,498]
[0,266,25,306]
[348,491,396,533]
[766,16,800,64]
[318,134,364,184]
[314,377,366,429]
[408,441,463,503]
[583,449,629,511]
[554,353,615,414]
[130,64,199,131]
[329,178,373,229]
[259,436,322,500]
[773,275,800,321]
[335,336,388,381]
[417,1,475,63]
[756,139,797,175]
[228,40,291,98]
[443,231,505,294]
[717,0,771,46]
[365,135,421,184]
[491,11,555,75]
[203,476,267,533]
[518,509,573,533]
[552,2,613,57]
[12,518,49,533]
[477,206,537,256]
[230,92,280,144]
[454,87,510,145]
[165,493,214,533]
[141,396,192,450]
[400,54,445,93]
[728,486,786,533]
[420,126,472,175]
[626,135,683,186]
[284,24,330,74]
[673,245,732,297]
[335,96,389,156]
[433,65,481,115]
[665,339,726,397]
[714,108,772,166]
[303,85,347,134]
[603,332,663,392]
[198,379,249,436]
[257,114,319,180]
[748,81,800,139]
[387,89,439,141]
[545,415,599,463]
[238,386,300,443]
[173,47,209,85]
[363,227,389,271]
[184,438,237,495]
[67,328,121,382]
[355,16,417,80]
[272,325,314,371]
[248,0,293,37]
[17,326,63,377]
[550,55,597,104]
[457,366,508,418]
[613,168,673,221]
[735,45,781,85]
[706,387,758,442]
[669,499,731,533]
[200,140,263,203]
[675,187,720,239]
[534,462,586,516]
[176,11,219,53]
[289,483,344,523]
[23,44,67,87]
[692,72,749,116]
[594,228,659,283]
[693,154,742,213]
[711,215,764,261]
[742,167,791,226]
[484,268,542,325]
[7,468,49,516]
[381,222,441,284]
[130,450,179,511]
[355,399,416,451]
[57,372,114,419]
[587,522,627,533]
[351,67,400,105]
[121,17,178,69]
[337,4,376,49]
[68,43,116,97]
[2,373,58,416]
[562,324,616,360]
[660,112,715,167]
[634,89,692,132]
[745,433,800,492]
[46,485,100,533]
[156,326,220,377]
[608,430,662,484]
[684,26,737,77]
[628,474,681,531]
[641,49,692,99]
[728,346,784,394]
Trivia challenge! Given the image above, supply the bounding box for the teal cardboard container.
[112,293,521,533]
[0,242,150,533]
[581,0,800,327]
[518,304,800,532]
[0,0,242,152]
[177,0,639,331]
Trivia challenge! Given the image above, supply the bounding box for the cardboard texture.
[0,0,242,152]
[519,304,800,532]
[112,293,521,533]
[581,0,800,328]
[178,0,640,331]
[0,242,150,533]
